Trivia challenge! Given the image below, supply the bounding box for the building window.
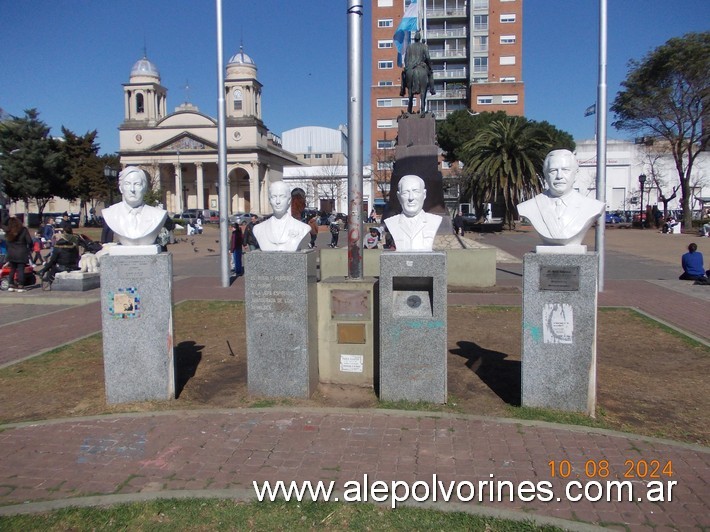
[473,0,489,8]
[378,80,393,86]
[500,35,516,44]
[473,57,488,73]
[377,161,394,171]
[378,40,393,49]
[500,13,516,23]
[378,60,394,69]
[500,56,516,66]
[233,88,243,111]
[502,95,518,104]
[473,35,488,52]
[400,98,412,107]
[378,18,393,28]
[477,96,493,105]
[377,99,393,107]
[378,0,393,6]
[500,76,516,82]
[326,153,333,158]
[377,119,395,128]
[377,140,395,150]
[304,154,311,159]
[473,15,488,31]
[136,93,144,113]
[315,154,323,159]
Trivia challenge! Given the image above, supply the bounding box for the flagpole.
[215,0,230,288]
[595,0,608,292]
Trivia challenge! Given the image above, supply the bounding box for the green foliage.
[0,109,66,213]
[436,110,508,163]
[611,32,710,229]
[58,127,107,217]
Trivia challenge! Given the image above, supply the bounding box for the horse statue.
[399,32,435,115]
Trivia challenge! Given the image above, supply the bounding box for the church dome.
[227,47,256,67]
[130,56,160,79]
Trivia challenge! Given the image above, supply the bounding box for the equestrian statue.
[399,31,436,115]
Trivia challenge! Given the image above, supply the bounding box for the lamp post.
[103,165,118,206]
[638,174,647,229]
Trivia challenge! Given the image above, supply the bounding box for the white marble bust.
[253,181,310,251]
[102,166,167,247]
[517,150,605,251]
[384,174,442,251]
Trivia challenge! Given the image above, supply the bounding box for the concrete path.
[0,226,708,529]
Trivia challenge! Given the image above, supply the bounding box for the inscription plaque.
[331,289,369,319]
[539,266,580,291]
[117,258,154,279]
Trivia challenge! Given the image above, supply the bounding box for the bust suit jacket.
[384,211,442,251]
[102,202,168,246]
[253,215,311,252]
[517,191,605,246]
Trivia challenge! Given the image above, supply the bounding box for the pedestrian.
[329,217,340,248]
[230,222,244,276]
[4,217,33,292]
[679,242,708,281]
[41,216,55,245]
[308,214,318,249]
[243,214,260,251]
[37,226,81,289]
[59,212,72,232]
[31,231,45,265]
[364,227,380,249]
[453,211,464,236]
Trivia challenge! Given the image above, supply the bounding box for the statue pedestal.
[245,250,318,398]
[100,253,174,404]
[379,252,447,403]
[521,252,598,416]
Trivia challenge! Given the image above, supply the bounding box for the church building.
[118,47,300,216]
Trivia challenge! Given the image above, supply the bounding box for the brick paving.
[0,227,708,528]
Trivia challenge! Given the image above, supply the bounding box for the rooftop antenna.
[184,80,191,103]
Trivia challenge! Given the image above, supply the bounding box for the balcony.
[430,109,459,120]
[426,27,467,39]
[430,49,467,60]
[429,88,467,101]
[427,8,467,19]
[433,68,467,80]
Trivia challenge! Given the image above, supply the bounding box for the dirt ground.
[1,301,708,446]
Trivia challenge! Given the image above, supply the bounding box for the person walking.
[453,211,464,236]
[308,214,318,249]
[230,222,244,276]
[4,217,33,292]
[329,217,341,248]
[243,215,259,251]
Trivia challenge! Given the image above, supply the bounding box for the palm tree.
[460,116,551,228]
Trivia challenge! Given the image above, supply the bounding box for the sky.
[1,1,708,158]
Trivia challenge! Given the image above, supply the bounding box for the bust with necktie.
[517,149,605,251]
[384,174,442,252]
[102,166,168,249]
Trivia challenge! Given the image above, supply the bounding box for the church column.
[195,162,204,210]
[174,162,183,213]
[249,161,260,215]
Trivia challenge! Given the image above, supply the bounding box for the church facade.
[118,48,300,216]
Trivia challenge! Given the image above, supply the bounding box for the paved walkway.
[0,227,708,529]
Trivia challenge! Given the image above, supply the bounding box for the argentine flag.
[393,0,419,66]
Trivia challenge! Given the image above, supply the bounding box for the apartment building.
[370,0,524,195]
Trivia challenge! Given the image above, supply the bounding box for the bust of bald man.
[384,174,442,251]
[253,181,311,251]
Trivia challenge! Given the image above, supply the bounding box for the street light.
[638,174,647,229]
[104,165,118,206]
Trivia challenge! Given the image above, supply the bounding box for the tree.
[611,32,710,231]
[0,109,65,216]
[59,127,106,224]
[458,115,574,228]
[436,110,508,164]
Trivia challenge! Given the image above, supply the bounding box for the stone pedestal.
[317,277,378,387]
[53,271,100,291]
[522,252,598,415]
[245,250,318,397]
[379,252,447,403]
[100,253,174,404]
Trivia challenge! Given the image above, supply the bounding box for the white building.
[282,126,374,215]
[574,139,709,215]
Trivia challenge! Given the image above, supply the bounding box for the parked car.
[201,209,220,223]
[228,212,259,225]
[605,212,623,224]
[177,210,200,223]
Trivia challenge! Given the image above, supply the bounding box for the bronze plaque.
[331,290,369,319]
[337,323,367,344]
[539,266,580,291]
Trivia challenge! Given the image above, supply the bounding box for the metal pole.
[216,0,230,287]
[594,0,607,292]
[347,1,364,279]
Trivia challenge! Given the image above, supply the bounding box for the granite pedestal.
[245,250,318,398]
[522,252,598,416]
[100,253,174,404]
[53,271,100,291]
[379,252,447,403]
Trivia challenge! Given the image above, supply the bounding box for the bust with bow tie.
[102,166,167,247]
[517,149,604,249]
[384,174,442,251]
